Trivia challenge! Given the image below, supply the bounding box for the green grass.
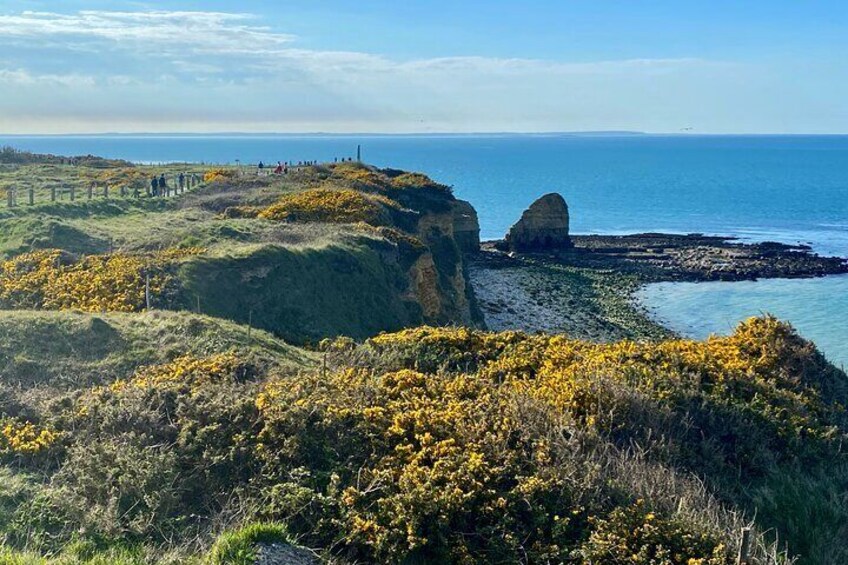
[178,240,420,345]
[0,309,316,389]
[207,522,293,565]
[0,542,186,565]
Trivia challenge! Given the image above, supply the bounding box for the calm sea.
[3,134,848,362]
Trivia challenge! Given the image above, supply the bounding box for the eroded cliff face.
[175,191,483,343]
[405,199,480,327]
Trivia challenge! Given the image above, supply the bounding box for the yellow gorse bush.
[371,318,841,446]
[1,419,59,454]
[108,352,245,394]
[0,247,203,312]
[331,163,450,193]
[253,317,842,562]
[582,500,727,564]
[258,188,399,226]
[204,168,236,183]
[80,167,150,187]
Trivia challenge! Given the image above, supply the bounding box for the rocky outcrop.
[452,200,480,254]
[505,193,571,251]
[414,207,476,326]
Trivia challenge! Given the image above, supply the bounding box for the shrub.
[331,163,390,190]
[0,248,203,312]
[204,169,236,183]
[258,189,399,226]
[390,172,452,193]
[580,500,728,564]
[0,420,59,455]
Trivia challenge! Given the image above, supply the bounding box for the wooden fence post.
[103,185,109,199]
[7,186,14,208]
[28,187,34,205]
[50,186,56,202]
[87,183,93,199]
[69,185,75,201]
[145,273,151,310]
[736,527,751,565]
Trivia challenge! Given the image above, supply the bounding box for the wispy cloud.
[0,68,95,87]
[0,9,709,78]
[0,9,781,134]
[0,10,295,56]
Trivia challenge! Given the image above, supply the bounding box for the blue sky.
[1,1,847,133]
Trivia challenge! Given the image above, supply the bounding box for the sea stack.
[505,193,571,251]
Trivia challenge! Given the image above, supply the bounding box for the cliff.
[0,160,482,344]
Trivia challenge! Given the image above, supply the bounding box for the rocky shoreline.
[468,233,848,341]
[567,233,848,281]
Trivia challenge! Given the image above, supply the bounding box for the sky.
[1,1,847,134]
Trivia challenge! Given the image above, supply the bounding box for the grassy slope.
[0,164,442,343]
[178,241,417,344]
[0,309,315,390]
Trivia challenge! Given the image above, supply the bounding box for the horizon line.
[4,131,848,138]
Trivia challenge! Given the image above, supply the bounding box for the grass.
[0,309,315,389]
[207,522,293,565]
[177,240,420,344]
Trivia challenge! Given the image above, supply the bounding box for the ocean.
[3,134,848,363]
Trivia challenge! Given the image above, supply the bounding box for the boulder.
[452,200,481,254]
[505,193,571,251]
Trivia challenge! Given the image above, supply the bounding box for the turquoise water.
[636,276,848,369]
[2,134,848,360]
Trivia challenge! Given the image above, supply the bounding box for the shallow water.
[636,275,848,369]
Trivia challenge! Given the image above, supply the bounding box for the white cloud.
[4,9,809,134]
[0,10,295,56]
[0,9,710,78]
[0,68,95,87]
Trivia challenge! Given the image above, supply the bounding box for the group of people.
[148,172,196,197]
[255,157,357,176]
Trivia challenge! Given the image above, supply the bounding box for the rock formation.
[452,200,481,254]
[505,193,571,251]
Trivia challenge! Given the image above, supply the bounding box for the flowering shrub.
[581,500,727,564]
[80,167,150,188]
[331,163,390,190]
[370,318,846,458]
[256,367,579,562]
[0,248,203,312]
[204,168,236,183]
[108,352,248,394]
[331,164,450,193]
[5,316,835,562]
[251,317,844,561]
[390,172,451,192]
[258,189,399,226]
[0,419,59,455]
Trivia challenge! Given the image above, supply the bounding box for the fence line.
[1,172,206,208]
